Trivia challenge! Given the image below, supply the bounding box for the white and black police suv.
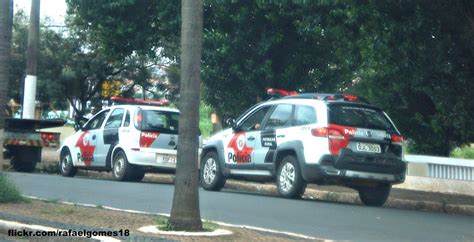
[200,89,406,206]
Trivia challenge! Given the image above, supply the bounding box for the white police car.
[59,98,179,181]
[200,89,406,206]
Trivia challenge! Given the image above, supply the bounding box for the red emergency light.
[266,87,298,97]
[110,96,170,106]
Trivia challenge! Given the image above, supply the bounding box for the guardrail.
[405,155,474,181]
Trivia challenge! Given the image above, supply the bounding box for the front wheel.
[59,149,77,177]
[358,183,391,207]
[200,151,226,191]
[276,155,306,199]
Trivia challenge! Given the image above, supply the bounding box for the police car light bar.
[110,96,170,106]
[266,88,298,97]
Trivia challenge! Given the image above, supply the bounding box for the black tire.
[112,150,133,181]
[200,151,226,191]
[276,155,306,199]
[59,149,77,177]
[129,166,145,182]
[358,183,391,207]
[10,146,40,173]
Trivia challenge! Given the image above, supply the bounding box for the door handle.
[92,135,96,140]
[277,135,285,138]
[247,136,255,141]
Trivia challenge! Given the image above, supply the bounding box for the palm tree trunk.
[169,0,203,231]
[0,0,13,172]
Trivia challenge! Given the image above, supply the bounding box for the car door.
[224,105,271,169]
[74,109,110,167]
[254,104,294,168]
[98,108,125,167]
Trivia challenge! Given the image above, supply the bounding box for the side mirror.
[74,124,82,132]
[226,118,238,131]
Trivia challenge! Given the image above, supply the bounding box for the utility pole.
[22,0,40,119]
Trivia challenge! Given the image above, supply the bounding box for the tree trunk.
[169,0,203,231]
[22,0,40,119]
[0,0,13,172]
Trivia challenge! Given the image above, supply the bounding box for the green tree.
[169,0,203,231]
[350,1,474,156]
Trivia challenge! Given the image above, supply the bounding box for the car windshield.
[328,104,395,132]
[140,110,179,134]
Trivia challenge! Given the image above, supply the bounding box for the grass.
[450,146,474,159]
[199,102,213,138]
[44,198,60,204]
[154,216,219,232]
[39,204,78,216]
[0,173,28,203]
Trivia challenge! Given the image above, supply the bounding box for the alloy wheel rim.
[203,157,217,184]
[279,162,295,193]
[114,157,125,176]
[61,154,70,172]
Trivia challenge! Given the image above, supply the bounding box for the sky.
[14,0,67,25]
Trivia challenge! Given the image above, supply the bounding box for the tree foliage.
[64,0,474,155]
[350,1,474,155]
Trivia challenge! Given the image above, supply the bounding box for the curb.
[73,171,474,216]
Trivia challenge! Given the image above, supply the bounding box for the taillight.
[312,124,355,155]
[391,134,404,145]
[41,133,48,140]
[311,127,328,137]
[48,134,55,140]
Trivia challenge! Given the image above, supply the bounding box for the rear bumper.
[301,151,406,185]
[125,147,177,169]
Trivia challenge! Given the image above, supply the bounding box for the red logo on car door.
[75,131,96,166]
[227,133,253,163]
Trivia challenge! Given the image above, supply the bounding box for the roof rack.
[110,96,170,106]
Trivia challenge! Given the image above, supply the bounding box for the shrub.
[0,173,26,203]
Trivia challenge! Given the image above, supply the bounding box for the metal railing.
[405,155,474,181]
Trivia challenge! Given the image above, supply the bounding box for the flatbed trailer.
[3,118,66,172]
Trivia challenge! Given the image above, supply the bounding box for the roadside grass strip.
[0,173,29,203]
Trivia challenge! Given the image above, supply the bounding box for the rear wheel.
[358,183,391,207]
[112,150,133,181]
[276,155,306,199]
[200,151,226,191]
[59,149,77,177]
[10,146,40,173]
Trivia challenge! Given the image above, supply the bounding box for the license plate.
[159,154,176,164]
[356,142,381,153]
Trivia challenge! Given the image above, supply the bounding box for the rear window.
[328,104,395,131]
[136,110,179,134]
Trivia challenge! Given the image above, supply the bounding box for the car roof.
[110,105,179,113]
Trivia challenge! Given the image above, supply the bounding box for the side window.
[264,104,293,129]
[84,110,110,130]
[104,108,125,129]
[294,105,317,126]
[239,106,271,132]
[123,110,130,127]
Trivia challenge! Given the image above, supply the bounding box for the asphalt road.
[7,172,474,241]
